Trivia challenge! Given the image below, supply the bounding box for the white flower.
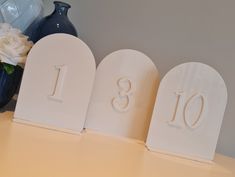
[0,23,33,66]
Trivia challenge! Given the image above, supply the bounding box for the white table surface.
[0,111,235,177]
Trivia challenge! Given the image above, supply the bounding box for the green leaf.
[3,63,15,75]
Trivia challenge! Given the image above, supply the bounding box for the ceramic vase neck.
[53,1,71,16]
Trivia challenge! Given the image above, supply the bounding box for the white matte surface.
[14,34,96,133]
[147,62,227,161]
[85,49,160,141]
[1,112,235,177]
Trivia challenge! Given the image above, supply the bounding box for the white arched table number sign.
[14,34,96,134]
[146,62,227,162]
[85,49,160,141]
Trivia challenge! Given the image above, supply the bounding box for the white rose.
[0,23,21,37]
[0,23,33,66]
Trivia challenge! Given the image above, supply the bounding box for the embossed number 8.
[111,77,133,112]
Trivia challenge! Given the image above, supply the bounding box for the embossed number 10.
[168,91,206,129]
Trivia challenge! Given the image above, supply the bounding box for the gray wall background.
[43,0,235,158]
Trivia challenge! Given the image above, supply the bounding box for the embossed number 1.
[49,65,67,102]
[168,91,206,129]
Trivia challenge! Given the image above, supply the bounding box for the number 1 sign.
[146,62,227,162]
[14,34,96,133]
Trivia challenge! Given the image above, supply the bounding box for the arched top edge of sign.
[34,34,92,52]
[160,62,228,99]
[27,33,96,68]
[97,49,159,74]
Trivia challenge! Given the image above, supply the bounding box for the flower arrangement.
[0,23,33,74]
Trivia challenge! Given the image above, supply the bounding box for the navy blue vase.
[35,1,77,42]
[0,64,23,108]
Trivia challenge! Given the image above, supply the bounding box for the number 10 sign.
[146,62,227,162]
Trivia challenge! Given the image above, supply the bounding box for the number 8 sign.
[146,62,227,162]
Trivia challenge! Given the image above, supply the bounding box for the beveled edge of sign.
[13,118,82,135]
